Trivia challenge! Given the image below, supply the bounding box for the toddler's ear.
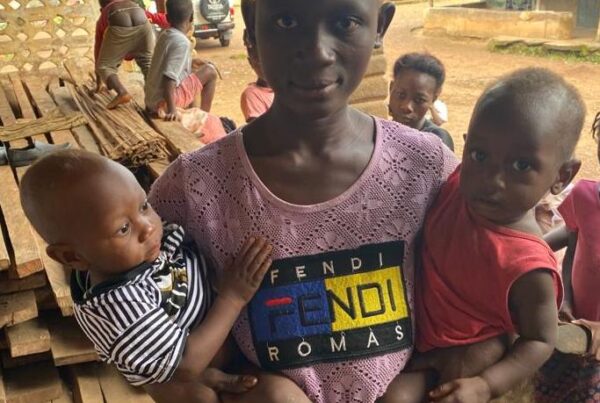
[46,244,90,270]
[375,3,395,49]
[551,158,581,195]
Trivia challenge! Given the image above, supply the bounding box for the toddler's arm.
[162,78,178,121]
[543,225,577,320]
[430,270,558,402]
[172,237,272,383]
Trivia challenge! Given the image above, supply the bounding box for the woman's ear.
[551,158,581,195]
[375,2,395,49]
[46,244,90,270]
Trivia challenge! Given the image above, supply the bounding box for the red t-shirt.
[94,1,169,64]
[416,167,562,352]
[558,180,600,321]
[240,83,274,122]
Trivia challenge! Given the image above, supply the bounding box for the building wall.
[424,6,574,39]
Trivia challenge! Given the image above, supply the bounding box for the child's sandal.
[556,323,592,355]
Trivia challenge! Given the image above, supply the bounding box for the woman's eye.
[276,15,298,29]
[512,160,532,172]
[470,150,486,162]
[336,17,360,32]
[117,223,130,236]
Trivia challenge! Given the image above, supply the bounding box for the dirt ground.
[195,0,600,181]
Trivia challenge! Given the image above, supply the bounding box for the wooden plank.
[148,159,170,179]
[50,87,102,155]
[0,291,37,328]
[68,363,103,403]
[0,329,8,349]
[35,287,60,311]
[0,236,9,272]
[0,272,47,295]
[4,361,62,403]
[46,315,98,367]
[0,366,7,403]
[1,350,52,369]
[150,117,203,154]
[8,74,37,121]
[50,383,74,403]
[0,113,86,143]
[97,364,154,403]
[22,77,81,147]
[0,84,44,279]
[5,318,50,357]
[0,165,43,279]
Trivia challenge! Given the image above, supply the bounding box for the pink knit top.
[149,118,457,402]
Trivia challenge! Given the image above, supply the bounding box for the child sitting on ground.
[240,26,273,123]
[95,0,169,109]
[534,111,600,403]
[388,52,454,151]
[19,149,288,402]
[392,68,585,402]
[144,0,218,120]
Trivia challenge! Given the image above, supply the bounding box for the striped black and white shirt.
[71,224,212,386]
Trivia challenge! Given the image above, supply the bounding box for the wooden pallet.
[0,71,199,402]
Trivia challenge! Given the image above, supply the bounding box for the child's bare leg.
[221,372,311,403]
[144,379,219,403]
[105,73,132,109]
[193,64,218,112]
[378,370,435,403]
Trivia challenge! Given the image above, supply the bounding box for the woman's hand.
[429,376,491,403]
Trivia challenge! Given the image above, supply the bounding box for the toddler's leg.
[378,370,435,403]
[144,379,219,403]
[221,372,311,403]
[193,63,218,112]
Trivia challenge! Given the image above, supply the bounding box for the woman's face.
[388,69,438,130]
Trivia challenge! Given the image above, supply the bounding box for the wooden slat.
[148,159,170,179]
[22,77,81,147]
[0,272,46,295]
[50,87,102,155]
[1,350,52,369]
[49,384,74,403]
[0,291,37,328]
[4,361,62,403]
[0,366,7,403]
[8,74,37,121]
[97,364,154,403]
[0,85,44,279]
[0,235,9,272]
[35,287,60,312]
[5,318,50,357]
[46,315,97,367]
[150,117,203,154]
[68,363,103,403]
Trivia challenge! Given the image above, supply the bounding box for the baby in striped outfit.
[19,149,274,402]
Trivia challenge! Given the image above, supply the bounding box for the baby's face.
[460,108,562,226]
[68,168,163,275]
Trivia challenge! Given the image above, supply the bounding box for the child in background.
[388,52,454,151]
[535,111,600,402]
[144,0,218,120]
[240,27,273,123]
[390,68,585,402]
[94,0,169,109]
[19,150,308,403]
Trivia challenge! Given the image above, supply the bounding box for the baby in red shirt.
[389,68,586,403]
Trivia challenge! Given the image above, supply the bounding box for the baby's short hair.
[20,149,111,244]
[475,67,585,161]
[166,0,193,25]
[393,52,446,90]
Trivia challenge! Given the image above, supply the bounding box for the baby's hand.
[219,237,272,309]
[429,376,491,403]
[572,319,600,361]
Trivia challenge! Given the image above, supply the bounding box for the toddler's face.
[460,110,563,226]
[388,69,438,130]
[68,169,163,276]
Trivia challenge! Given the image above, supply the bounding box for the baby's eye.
[336,16,360,32]
[470,150,486,163]
[276,15,298,29]
[117,223,130,236]
[141,199,150,212]
[512,160,532,172]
